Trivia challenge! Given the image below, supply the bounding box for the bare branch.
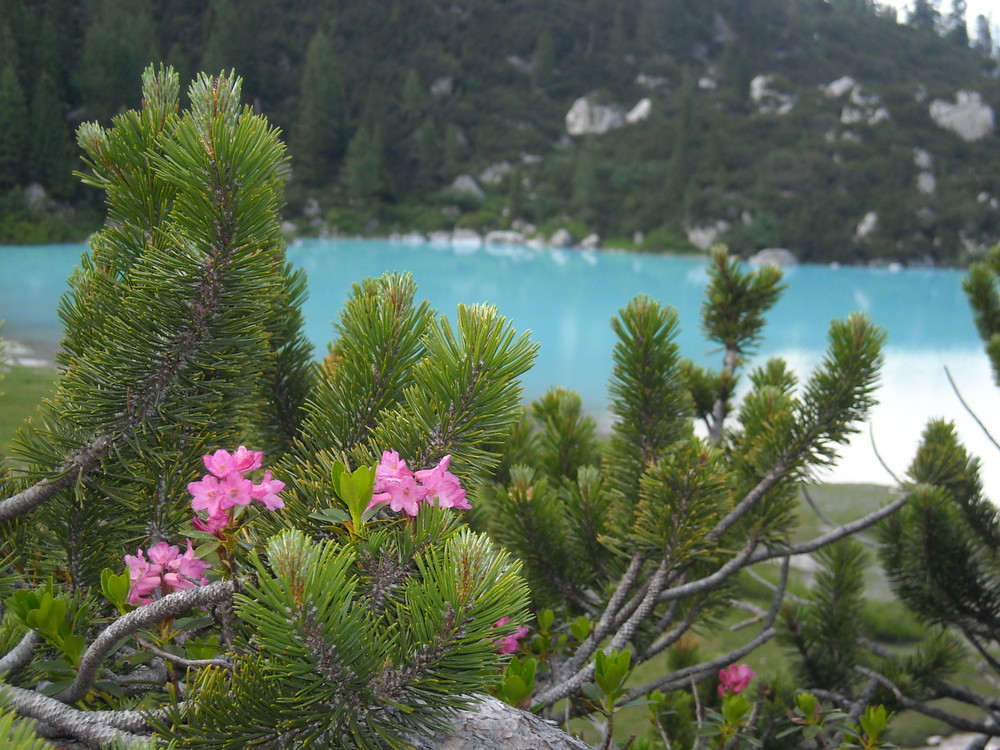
[0,436,111,524]
[627,557,789,701]
[0,682,150,747]
[947,366,1000,454]
[134,636,232,670]
[855,666,1000,735]
[0,630,40,676]
[56,580,233,704]
[746,495,906,565]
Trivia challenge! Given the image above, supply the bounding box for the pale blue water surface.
[2,238,997,494]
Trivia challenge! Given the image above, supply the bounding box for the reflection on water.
[2,238,998,496]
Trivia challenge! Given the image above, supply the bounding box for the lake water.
[2,238,998,497]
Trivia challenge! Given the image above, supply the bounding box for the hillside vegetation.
[1,0,998,263]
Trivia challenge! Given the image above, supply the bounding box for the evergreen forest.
[1,0,999,264]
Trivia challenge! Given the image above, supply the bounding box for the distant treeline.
[0,0,998,262]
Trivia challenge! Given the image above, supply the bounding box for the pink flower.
[203,449,238,479]
[376,450,411,482]
[123,541,210,605]
[380,475,428,516]
[232,445,263,473]
[493,616,530,655]
[415,455,470,510]
[189,475,225,516]
[124,549,160,605]
[217,474,253,509]
[251,470,285,510]
[193,510,230,537]
[163,540,210,591]
[718,664,755,697]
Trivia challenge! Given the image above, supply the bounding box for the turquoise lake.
[1,238,997,496]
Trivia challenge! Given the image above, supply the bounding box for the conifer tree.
[852,245,1000,741]
[0,65,28,189]
[292,28,346,187]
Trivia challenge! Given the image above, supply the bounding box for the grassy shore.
[0,362,58,451]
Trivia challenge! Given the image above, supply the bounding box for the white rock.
[506,55,531,74]
[549,228,574,247]
[749,248,798,267]
[917,172,936,195]
[698,76,718,90]
[511,219,536,235]
[450,175,484,200]
[431,76,454,96]
[854,211,879,241]
[479,162,512,184]
[580,233,601,249]
[451,228,483,246]
[484,230,525,245]
[929,91,995,141]
[280,220,298,235]
[566,96,625,135]
[636,73,670,90]
[849,86,881,107]
[686,220,731,250]
[750,75,794,115]
[24,183,48,208]
[427,230,452,245]
[626,98,651,124]
[824,76,856,98]
[913,148,933,170]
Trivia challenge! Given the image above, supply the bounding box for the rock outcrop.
[854,211,879,241]
[686,220,731,250]
[750,75,794,115]
[749,248,798,267]
[565,96,625,135]
[450,175,485,200]
[929,91,995,141]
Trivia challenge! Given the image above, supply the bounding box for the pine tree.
[291,28,346,187]
[0,64,28,189]
[77,0,158,122]
[973,14,995,56]
[799,245,1000,740]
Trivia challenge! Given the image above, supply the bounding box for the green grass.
[0,363,58,452]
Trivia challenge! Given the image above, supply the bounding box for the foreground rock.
[407,695,592,750]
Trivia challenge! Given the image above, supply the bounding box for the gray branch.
[56,580,233,703]
[0,630,40,676]
[0,435,111,524]
[855,666,1000,735]
[0,683,150,748]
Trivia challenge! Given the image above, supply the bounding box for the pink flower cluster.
[717,663,755,697]
[493,617,530,654]
[187,446,285,536]
[368,450,470,517]
[124,540,210,605]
